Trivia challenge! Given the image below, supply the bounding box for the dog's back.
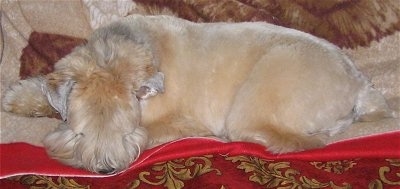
[121,15,392,152]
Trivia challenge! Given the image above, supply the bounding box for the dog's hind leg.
[2,77,58,118]
[354,84,396,121]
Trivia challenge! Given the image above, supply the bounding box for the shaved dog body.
[2,15,393,173]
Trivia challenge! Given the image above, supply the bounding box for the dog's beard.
[43,84,148,174]
[43,123,147,174]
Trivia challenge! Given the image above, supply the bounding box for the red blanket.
[1,132,400,188]
[1,1,400,188]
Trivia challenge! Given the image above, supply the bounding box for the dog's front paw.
[255,134,325,154]
[2,78,57,117]
[229,129,325,154]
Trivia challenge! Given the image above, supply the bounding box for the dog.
[2,15,393,174]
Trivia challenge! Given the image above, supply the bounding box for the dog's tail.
[354,83,397,122]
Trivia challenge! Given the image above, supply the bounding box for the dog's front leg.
[2,77,59,118]
[144,115,214,148]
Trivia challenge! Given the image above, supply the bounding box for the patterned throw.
[1,133,400,188]
[132,0,400,48]
[1,0,400,188]
[19,32,87,80]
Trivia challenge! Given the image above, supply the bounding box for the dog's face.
[41,29,162,173]
[46,70,144,174]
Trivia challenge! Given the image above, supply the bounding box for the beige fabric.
[0,0,92,146]
[0,0,398,146]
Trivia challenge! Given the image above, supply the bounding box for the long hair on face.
[42,24,157,173]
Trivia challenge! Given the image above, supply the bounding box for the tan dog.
[2,15,393,174]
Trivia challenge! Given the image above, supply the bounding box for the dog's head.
[42,24,163,174]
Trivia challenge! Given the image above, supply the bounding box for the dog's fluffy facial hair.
[42,25,157,174]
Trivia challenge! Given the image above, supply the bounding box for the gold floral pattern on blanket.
[9,175,89,189]
[130,155,221,189]
[7,157,400,188]
[369,159,400,188]
[226,155,350,188]
[310,159,358,174]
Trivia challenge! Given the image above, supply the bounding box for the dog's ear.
[43,123,83,168]
[136,72,164,100]
[42,77,75,121]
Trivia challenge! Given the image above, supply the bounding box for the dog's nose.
[98,168,116,174]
